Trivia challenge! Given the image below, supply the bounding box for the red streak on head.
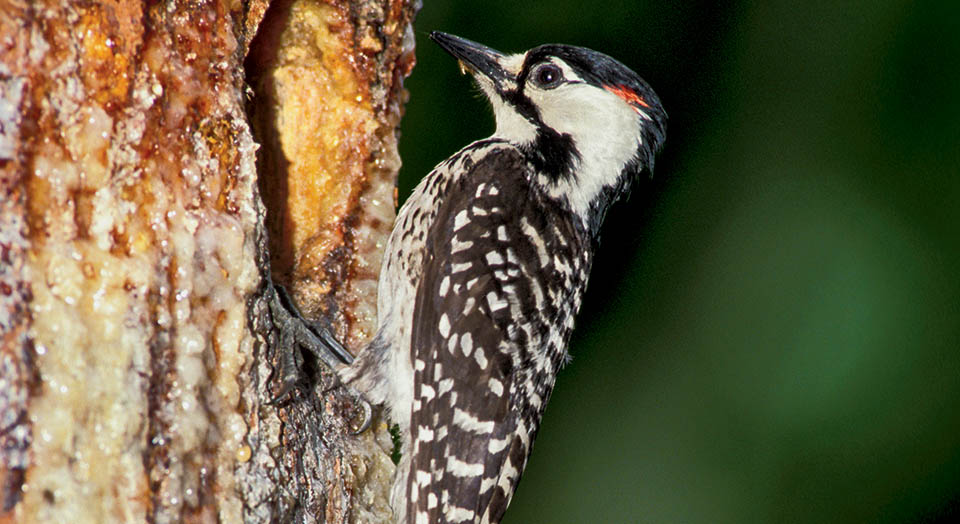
[604,84,651,111]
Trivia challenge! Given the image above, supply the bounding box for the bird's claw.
[349,396,374,435]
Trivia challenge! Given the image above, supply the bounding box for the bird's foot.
[267,283,355,403]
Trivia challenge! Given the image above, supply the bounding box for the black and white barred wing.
[406,151,564,524]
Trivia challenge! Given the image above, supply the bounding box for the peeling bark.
[0,0,418,522]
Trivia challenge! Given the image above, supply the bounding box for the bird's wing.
[405,149,552,524]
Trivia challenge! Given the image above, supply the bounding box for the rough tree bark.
[0,0,418,522]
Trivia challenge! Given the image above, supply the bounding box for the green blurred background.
[396,1,960,522]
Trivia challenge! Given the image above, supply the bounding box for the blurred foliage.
[397,1,960,522]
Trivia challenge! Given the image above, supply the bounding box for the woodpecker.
[271,31,666,524]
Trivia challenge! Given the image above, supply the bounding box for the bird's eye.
[533,64,563,88]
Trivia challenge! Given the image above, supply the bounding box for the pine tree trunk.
[0,0,418,521]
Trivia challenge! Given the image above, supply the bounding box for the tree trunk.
[0,0,418,522]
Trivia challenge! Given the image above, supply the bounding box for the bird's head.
[430,31,667,232]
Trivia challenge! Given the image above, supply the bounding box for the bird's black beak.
[430,32,511,87]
